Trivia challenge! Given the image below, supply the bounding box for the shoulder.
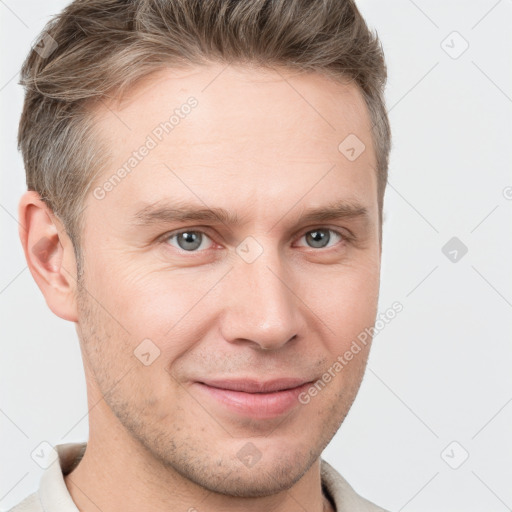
[6,442,86,512]
[320,458,391,512]
[6,492,43,512]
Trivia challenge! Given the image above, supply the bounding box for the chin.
[184,450,318,498]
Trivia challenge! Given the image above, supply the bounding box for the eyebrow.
[132,199,370,230]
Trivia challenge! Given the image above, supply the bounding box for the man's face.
[76,64,381,496]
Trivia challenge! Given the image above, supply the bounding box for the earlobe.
[18,191,79,322]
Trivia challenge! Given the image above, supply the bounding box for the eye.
[161,227,348,254]
[297,228,344,249]
[164,230,214,252]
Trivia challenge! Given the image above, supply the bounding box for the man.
[12,0,392,511]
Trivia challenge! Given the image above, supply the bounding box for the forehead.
[87,64,377,224]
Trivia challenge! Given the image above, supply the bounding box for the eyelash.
[160,226,353,254]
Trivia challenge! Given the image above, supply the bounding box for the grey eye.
[305,229,330,248]
[173,231,204,251]
[303,229,343,249]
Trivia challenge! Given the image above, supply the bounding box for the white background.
[1,1,511,511]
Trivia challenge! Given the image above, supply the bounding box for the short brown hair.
[18,0,391,277]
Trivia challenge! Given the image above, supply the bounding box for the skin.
[19,63,381,512]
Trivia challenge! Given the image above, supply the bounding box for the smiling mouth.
[194,378,314,419]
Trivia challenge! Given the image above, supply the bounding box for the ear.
[18,191,79,322]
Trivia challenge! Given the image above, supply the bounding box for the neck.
[64,402,333,512]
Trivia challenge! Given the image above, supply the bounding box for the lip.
[193,378,313,419]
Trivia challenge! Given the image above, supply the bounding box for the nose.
[219,245,305,351]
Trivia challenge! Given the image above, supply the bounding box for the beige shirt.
[8,443,389,512]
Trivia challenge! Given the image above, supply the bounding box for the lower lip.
[194,382,312,419]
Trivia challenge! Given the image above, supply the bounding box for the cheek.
[77,283,180,413]
[299,259,380,337]
[89,258,227,366]
[89,251,184,325]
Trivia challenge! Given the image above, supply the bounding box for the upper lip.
[198,378,311,393]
